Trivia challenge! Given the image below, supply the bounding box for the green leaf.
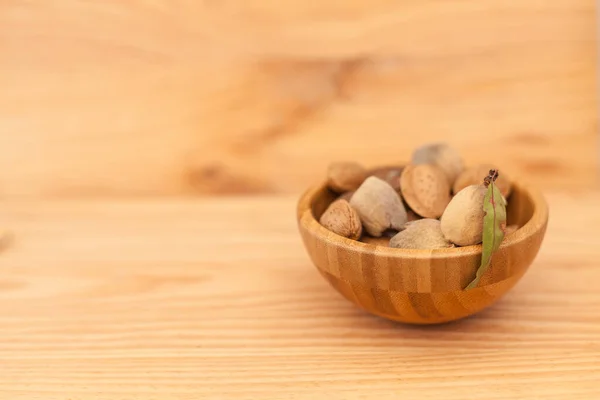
[464,180,507,290]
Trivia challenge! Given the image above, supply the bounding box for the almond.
[390,219,453,250]
[399,164,451,218]
[350,176,408,237]
[319,199,363,240]
[326,162,368,193]
[411,143,464,186]
[453,164,512,198]
[440,184,487,246]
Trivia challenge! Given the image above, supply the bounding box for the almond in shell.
[411,143,464,186]
[326,162,368,193]
[440,184,487,246]
[390,219,453,250]
[350,176,408,237]
[319,199,363,240]
[399,164,451,219]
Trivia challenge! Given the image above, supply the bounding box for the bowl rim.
[297,178,549,260]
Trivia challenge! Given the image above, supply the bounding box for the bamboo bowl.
[297,176,549,325]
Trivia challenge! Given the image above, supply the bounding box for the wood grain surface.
[1,193,600,399]
[0,1,597,197]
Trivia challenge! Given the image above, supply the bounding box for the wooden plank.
[0,193,599,398]
[0,1,597,197]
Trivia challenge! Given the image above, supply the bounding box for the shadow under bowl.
[296,178,549,325]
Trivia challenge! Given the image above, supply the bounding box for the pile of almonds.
[319,143,518,249]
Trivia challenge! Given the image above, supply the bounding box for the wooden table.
[1,192,599,399]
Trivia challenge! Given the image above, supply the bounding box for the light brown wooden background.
[2,3,600,399]
[0,1,597,198]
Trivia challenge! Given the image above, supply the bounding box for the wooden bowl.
[296,177,549,325]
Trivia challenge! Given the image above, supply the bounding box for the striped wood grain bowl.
[297,176,549,324]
